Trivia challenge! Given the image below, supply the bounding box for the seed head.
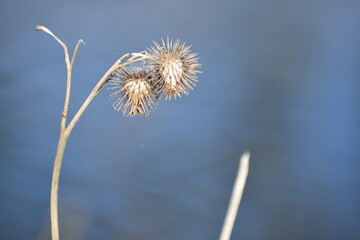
[149,38,201,100]
[108,68,156,116]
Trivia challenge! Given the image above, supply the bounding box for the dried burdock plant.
[36,26,200,240]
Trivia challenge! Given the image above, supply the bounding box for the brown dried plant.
[36,26,200,240]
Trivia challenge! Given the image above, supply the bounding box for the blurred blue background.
[0,0,359,239]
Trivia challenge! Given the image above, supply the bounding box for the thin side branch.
[36,25,73,130]
[127,51,147,61]
[36,26,71,70]
[71,39,85,67]
[219,151,250,240]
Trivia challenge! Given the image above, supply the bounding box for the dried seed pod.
[148,38,201,100]
[108,68,156,116]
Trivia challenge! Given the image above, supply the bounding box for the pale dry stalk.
[36,26,148,240]
[219,151,250,240]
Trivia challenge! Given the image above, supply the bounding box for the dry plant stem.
[50,134,68,240]
[219,151,250,240]
[36,26,148,240]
